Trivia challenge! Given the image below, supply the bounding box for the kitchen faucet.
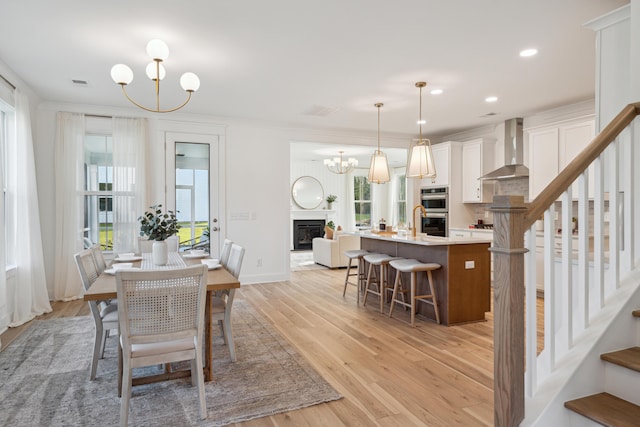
[412,204,427,237]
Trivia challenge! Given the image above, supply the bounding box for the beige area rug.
[0,300,342,426]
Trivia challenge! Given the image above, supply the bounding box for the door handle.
[211,226,219,232]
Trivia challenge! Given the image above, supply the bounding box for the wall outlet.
[257,258,262,267]
[465,260,475,269]
[604,211,610,222]
[484,211,489,218]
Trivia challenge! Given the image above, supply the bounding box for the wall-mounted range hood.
[480,117,529,180]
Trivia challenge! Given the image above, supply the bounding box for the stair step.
[633,309,640,318]
[601,347,640,373]
[565,392,640,427]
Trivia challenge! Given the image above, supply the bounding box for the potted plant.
[326,194,337,210]
[138,204,181,265]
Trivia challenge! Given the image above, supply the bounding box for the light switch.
[465,260,475,269]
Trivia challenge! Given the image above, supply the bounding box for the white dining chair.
[137,235,179,253]
[74,248,119,380]
[116,264,208,426]
[90,244,107,274]
[219,239,233,267]
[211,243,244,362]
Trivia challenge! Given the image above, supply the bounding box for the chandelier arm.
[120,84,193,113]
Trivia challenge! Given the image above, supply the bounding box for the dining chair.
[90,244,107,274]
[211,243,244,362]
[137,235,179,253]
[219,239,233,267]
[74,248,119,380]
[116,264,208,426]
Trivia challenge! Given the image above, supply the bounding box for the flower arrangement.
[326,194,337,204]
[138,204,181,241]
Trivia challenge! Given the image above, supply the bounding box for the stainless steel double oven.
[420,187,448,237]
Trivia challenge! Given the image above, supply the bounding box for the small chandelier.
[110,39,200,113]
[407,82,437,179]
[368,103,390,184]
[324,151,358,174]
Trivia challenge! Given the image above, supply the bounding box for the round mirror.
[291,176,324,209]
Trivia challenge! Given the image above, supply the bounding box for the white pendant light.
[368,103,390,184]
[407,82,437,179]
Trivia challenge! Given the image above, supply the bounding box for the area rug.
[0,300,342,426]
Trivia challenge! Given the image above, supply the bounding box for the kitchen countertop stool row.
[342,249,441,327]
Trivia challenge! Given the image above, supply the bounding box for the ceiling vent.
[72,79,89,86]
[302,104,341,117]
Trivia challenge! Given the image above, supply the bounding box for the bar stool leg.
[379,264,385,313]
[343,258,354,297]
[362,262,375,307]
[428,270,440,324]
[388,269,402,317]
[410,271,417,327]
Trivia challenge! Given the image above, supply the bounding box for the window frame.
[353,173,372,228]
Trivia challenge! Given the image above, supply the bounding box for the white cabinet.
[422,142,452,187]
[450,229,472,238]
[462,139,495,203]
[528,119,595,200]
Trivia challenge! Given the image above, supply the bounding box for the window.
[1,110,8,264]
[83,133,114,250]
[353,175,371,227]
[396,173,407,225]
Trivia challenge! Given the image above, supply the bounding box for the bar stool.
[388,259,441,326]
[362,253,401,313]
[343,249,369,304]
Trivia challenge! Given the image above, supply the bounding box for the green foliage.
[138,204,181,241]
[326,220,335,229]
[326,194,337,203]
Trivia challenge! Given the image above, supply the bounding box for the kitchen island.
[359,232,492,326]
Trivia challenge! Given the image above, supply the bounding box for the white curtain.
[53,112,85,301]
[9,89,52,326]
[112,117,149,252]
[389,170,400,227]
[345,173,356,231]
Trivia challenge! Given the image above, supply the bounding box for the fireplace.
[293,219,325,251]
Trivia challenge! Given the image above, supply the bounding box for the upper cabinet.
[528,118,595,200]
[462,139,495,203]
[421,141,460,188]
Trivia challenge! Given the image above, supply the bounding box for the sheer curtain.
[53,112,85,301]
[9,89,52,326]
[112,117,149,253]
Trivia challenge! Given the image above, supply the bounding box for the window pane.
[84,195,113,250]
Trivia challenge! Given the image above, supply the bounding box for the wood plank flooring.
[0,267,546,426]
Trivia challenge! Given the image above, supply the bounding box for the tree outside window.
[354,175,371,227]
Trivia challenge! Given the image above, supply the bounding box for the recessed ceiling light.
[430,89,443,95]
[520,48,538,57]
[485,96,498,103]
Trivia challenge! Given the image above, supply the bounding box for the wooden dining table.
[83,254,240,385]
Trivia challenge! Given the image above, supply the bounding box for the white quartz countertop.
[357,232,491,246]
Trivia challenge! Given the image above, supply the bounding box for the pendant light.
[368,103,390,184]
[407,82,437,179]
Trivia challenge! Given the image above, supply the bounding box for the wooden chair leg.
[428,270,440,324]
[388,270,402,318]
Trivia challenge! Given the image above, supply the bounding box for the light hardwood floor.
[0,267,544,426]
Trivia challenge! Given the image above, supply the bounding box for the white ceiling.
[0,0,628,140]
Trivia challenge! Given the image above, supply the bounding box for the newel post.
[490,195,527,426]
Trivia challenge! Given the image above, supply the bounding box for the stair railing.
[492,102,640,426]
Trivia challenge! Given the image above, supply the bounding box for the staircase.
[564,310,640,426]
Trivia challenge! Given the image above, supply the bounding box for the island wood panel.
[361,237,490,325]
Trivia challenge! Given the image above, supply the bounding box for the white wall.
[32,101,412,293]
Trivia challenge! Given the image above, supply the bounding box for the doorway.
[165,132,221,257]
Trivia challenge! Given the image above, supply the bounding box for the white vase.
[152,240,168,265]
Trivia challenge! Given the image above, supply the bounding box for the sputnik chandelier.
[110,39,200,113]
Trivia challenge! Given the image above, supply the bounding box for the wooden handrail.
[525,102,640,228]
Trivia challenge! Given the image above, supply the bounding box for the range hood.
[480,117,529,180]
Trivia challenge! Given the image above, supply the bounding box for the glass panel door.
[165,133,220,256]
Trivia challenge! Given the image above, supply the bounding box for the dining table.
[83,252,240,387]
